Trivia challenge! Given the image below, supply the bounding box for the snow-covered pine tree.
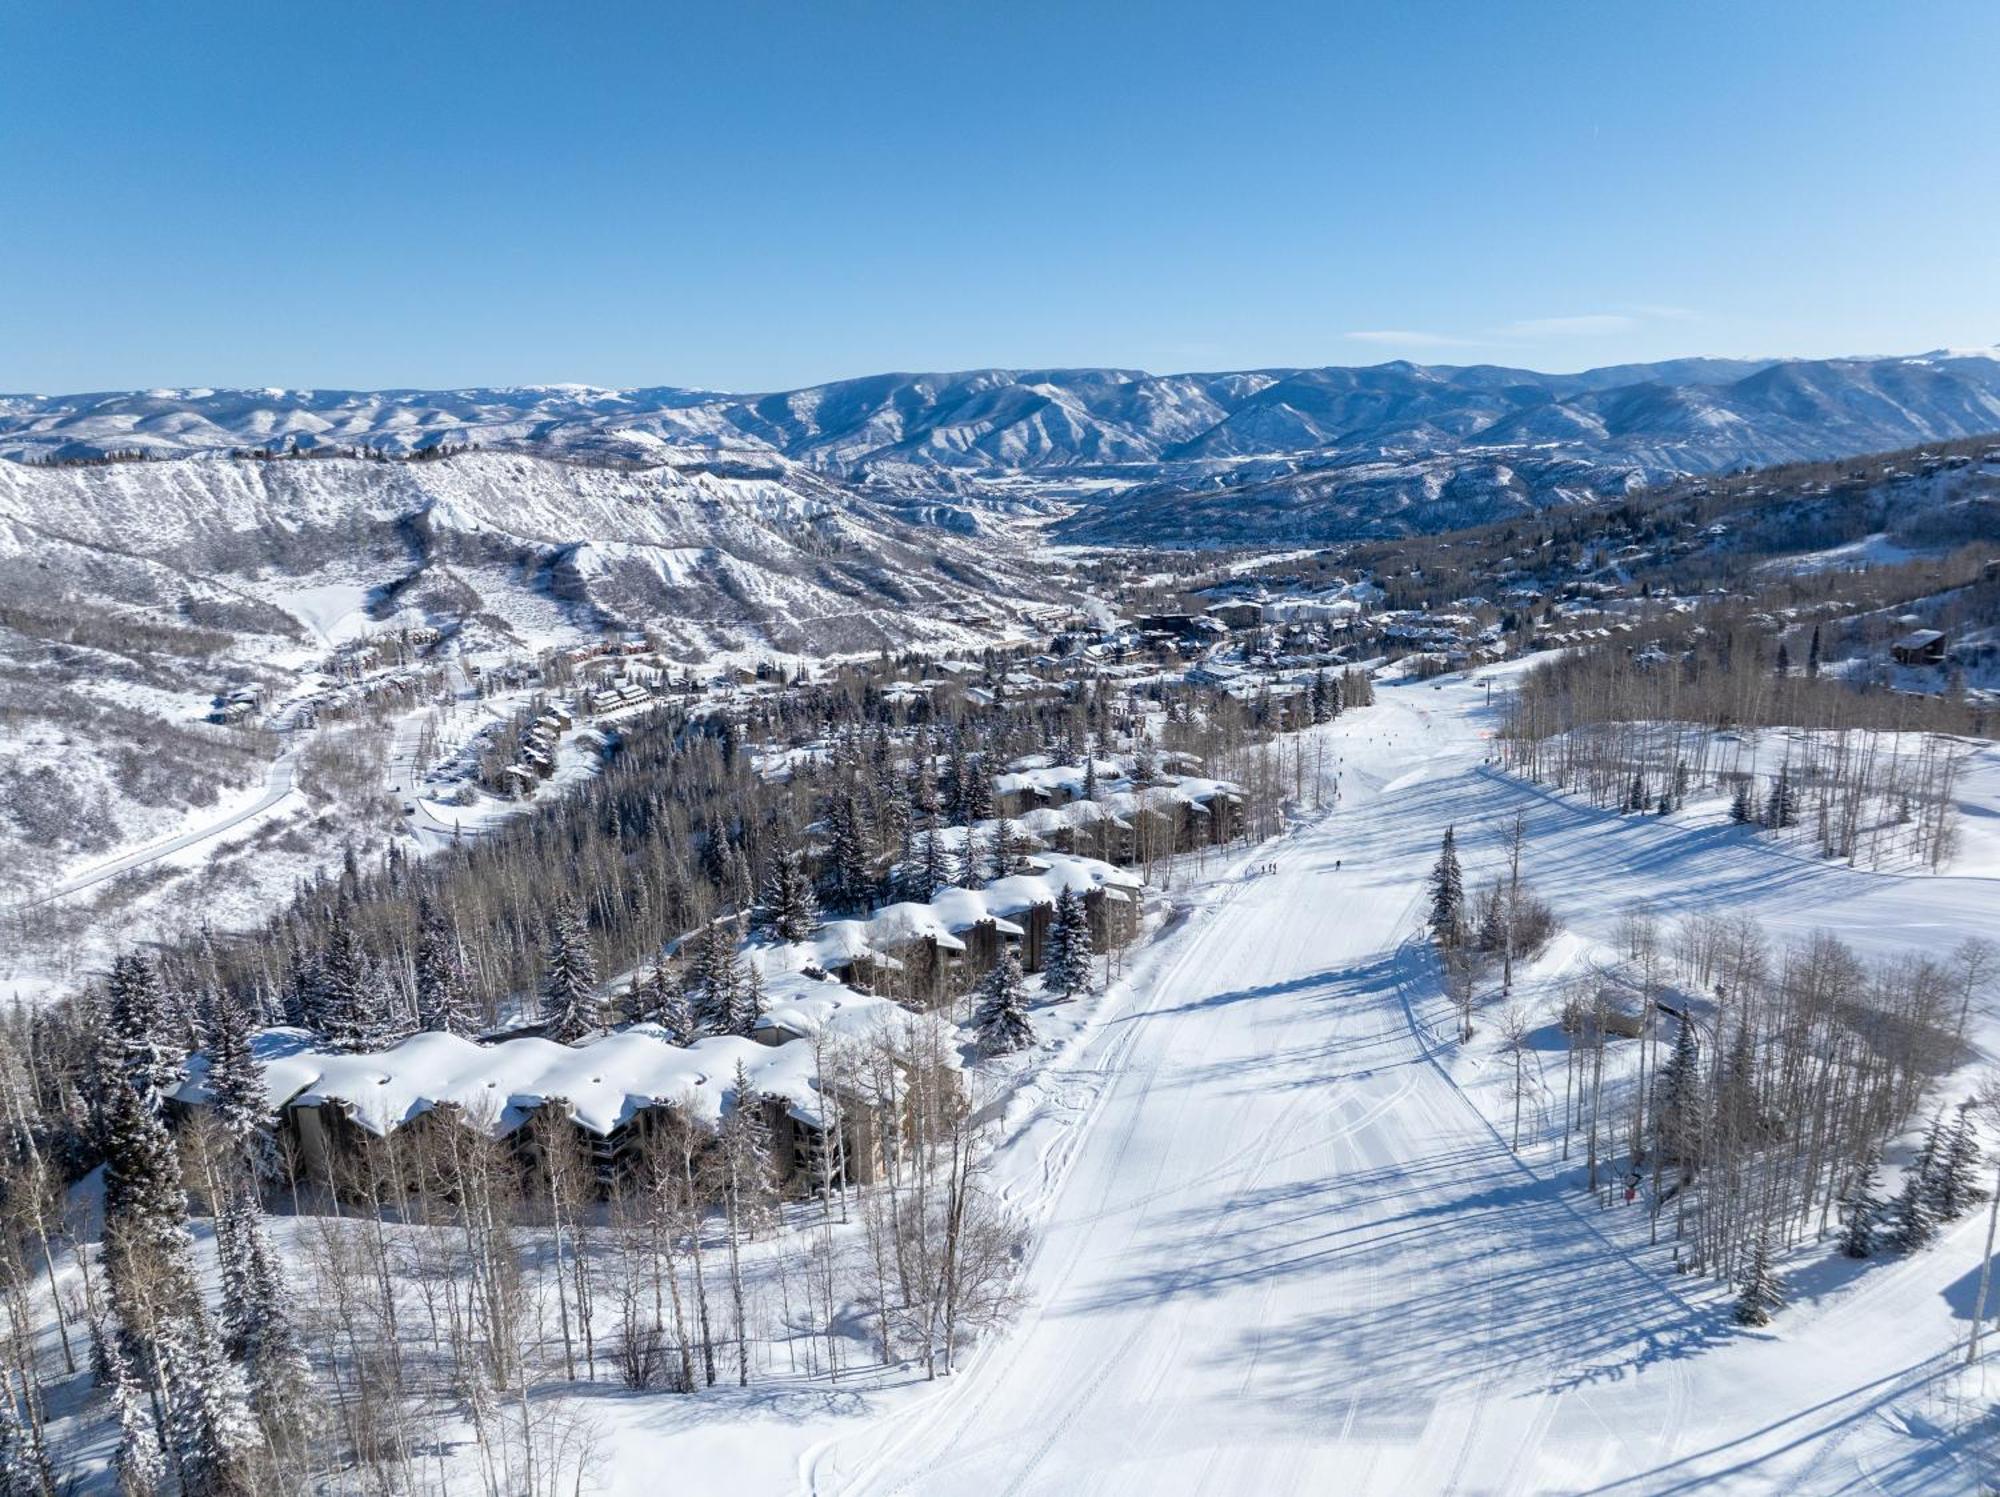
[155,1309,262,1497]
[1046,887,1096,1000]
[216,1191,313,1449]
[720,954,763,1038]
[1428,827,1465,948]
[690,922,739,1036]
[1732,1230,1784,1326]
[825,794,873,911]
[104,954,182,1112]
[318,920,392,1053]
[958,825,986,890]
[1840,1153,1881,1259]
[644,951,693,1043]
[204,997,271,1184]
[414,900,475,1036]
[759,847,821,943]
[961,752,993,825]
[918,828,951,902]
[100,1046,189,1259]
[975,951,1034,1054]
[107,1333,165,1497]
[541,893,601,1043]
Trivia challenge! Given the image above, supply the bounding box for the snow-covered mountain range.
[3,350,1997,473]
[8,349,1998,546]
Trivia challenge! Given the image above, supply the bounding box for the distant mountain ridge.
[6,350,1998,475]
[4,348,1999,545]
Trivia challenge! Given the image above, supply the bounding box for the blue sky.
[3,1,1996,392]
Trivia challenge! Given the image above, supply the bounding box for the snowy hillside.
[0,450,1058,660]
[7,350,2000,546]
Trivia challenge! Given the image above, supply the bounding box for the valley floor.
[580,666,1998,1496]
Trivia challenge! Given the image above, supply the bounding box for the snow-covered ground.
[547,662,2000,1495]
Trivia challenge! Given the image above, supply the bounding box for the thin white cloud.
[1344,329,1480,349]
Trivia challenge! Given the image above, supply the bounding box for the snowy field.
[552,662,1999,1496]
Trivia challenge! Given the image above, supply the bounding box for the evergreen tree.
[1655,1014,1702,1173]
[104,955,181,1112]
[958,825,986,890]
[825,794,873,911]
[204,998,271,1184]
[1774,641,1791,678]
[1732,1230,1784,1326]
[1764,768,1799,830]
[690,922,740,1036]
[1935,1111,1981,1220]
[319,920,391,1053]
[541,893,601,1044]
[216,1191,313,1447]
[642,951,693,1043]
[916,828,951,902]
[1840,1153,1881,1259]
[974,951,1034,1054]
[414,900,475,1036]
[719,954,763,1038]
[1891,1165,1937,1252]
[1807,624,1822,679]
[759,847,821,943]
[107,1334,165,1497]
[1045,887,1096,1000]
[1428,827,1465,947]
[1729,779,1755,825]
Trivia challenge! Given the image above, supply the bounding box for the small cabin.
[1891,629,1947,667]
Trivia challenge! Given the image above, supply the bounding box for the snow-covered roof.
[768,852,1143,975]
[245,1028,838,1137]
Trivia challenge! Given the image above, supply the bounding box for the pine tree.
[108,1334,165,1497]
[1428,827,1465,948]
[642,951,693,1043]
[1891,1166,1937,1252]
[1764,768,1799,830]
[1729,779,1755,825]
[690,922,740,1036]
[1935,1111,1981,1220]
[958,825,986,890]
[319,919,391,1053]
[414,900,475,1036]
[104,954,181,1112]
[719,954,763,1038]
[100,1053,189,1260]
[541,893,601,1044]
[1774,641,1791,678]
[216,1192,313,1447]
[825,794,873,911]
[1840,1153,1881,1259]
[1732,1230,1784,1326]
[974,951,1034,1054]
[155,1310,261,1497]
[1655,1014,1702,1173]
[759,847,821,943]
[204,998,271,1184]
[1045,887,1096,1000]
[1807,625,1822,679]
[916,828,951,902]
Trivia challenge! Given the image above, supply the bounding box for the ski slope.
[777,667,1998,1497]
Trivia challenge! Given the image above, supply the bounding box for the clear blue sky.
[3,1,1996,393]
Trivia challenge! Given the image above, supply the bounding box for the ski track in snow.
[714,668,1996,1495]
